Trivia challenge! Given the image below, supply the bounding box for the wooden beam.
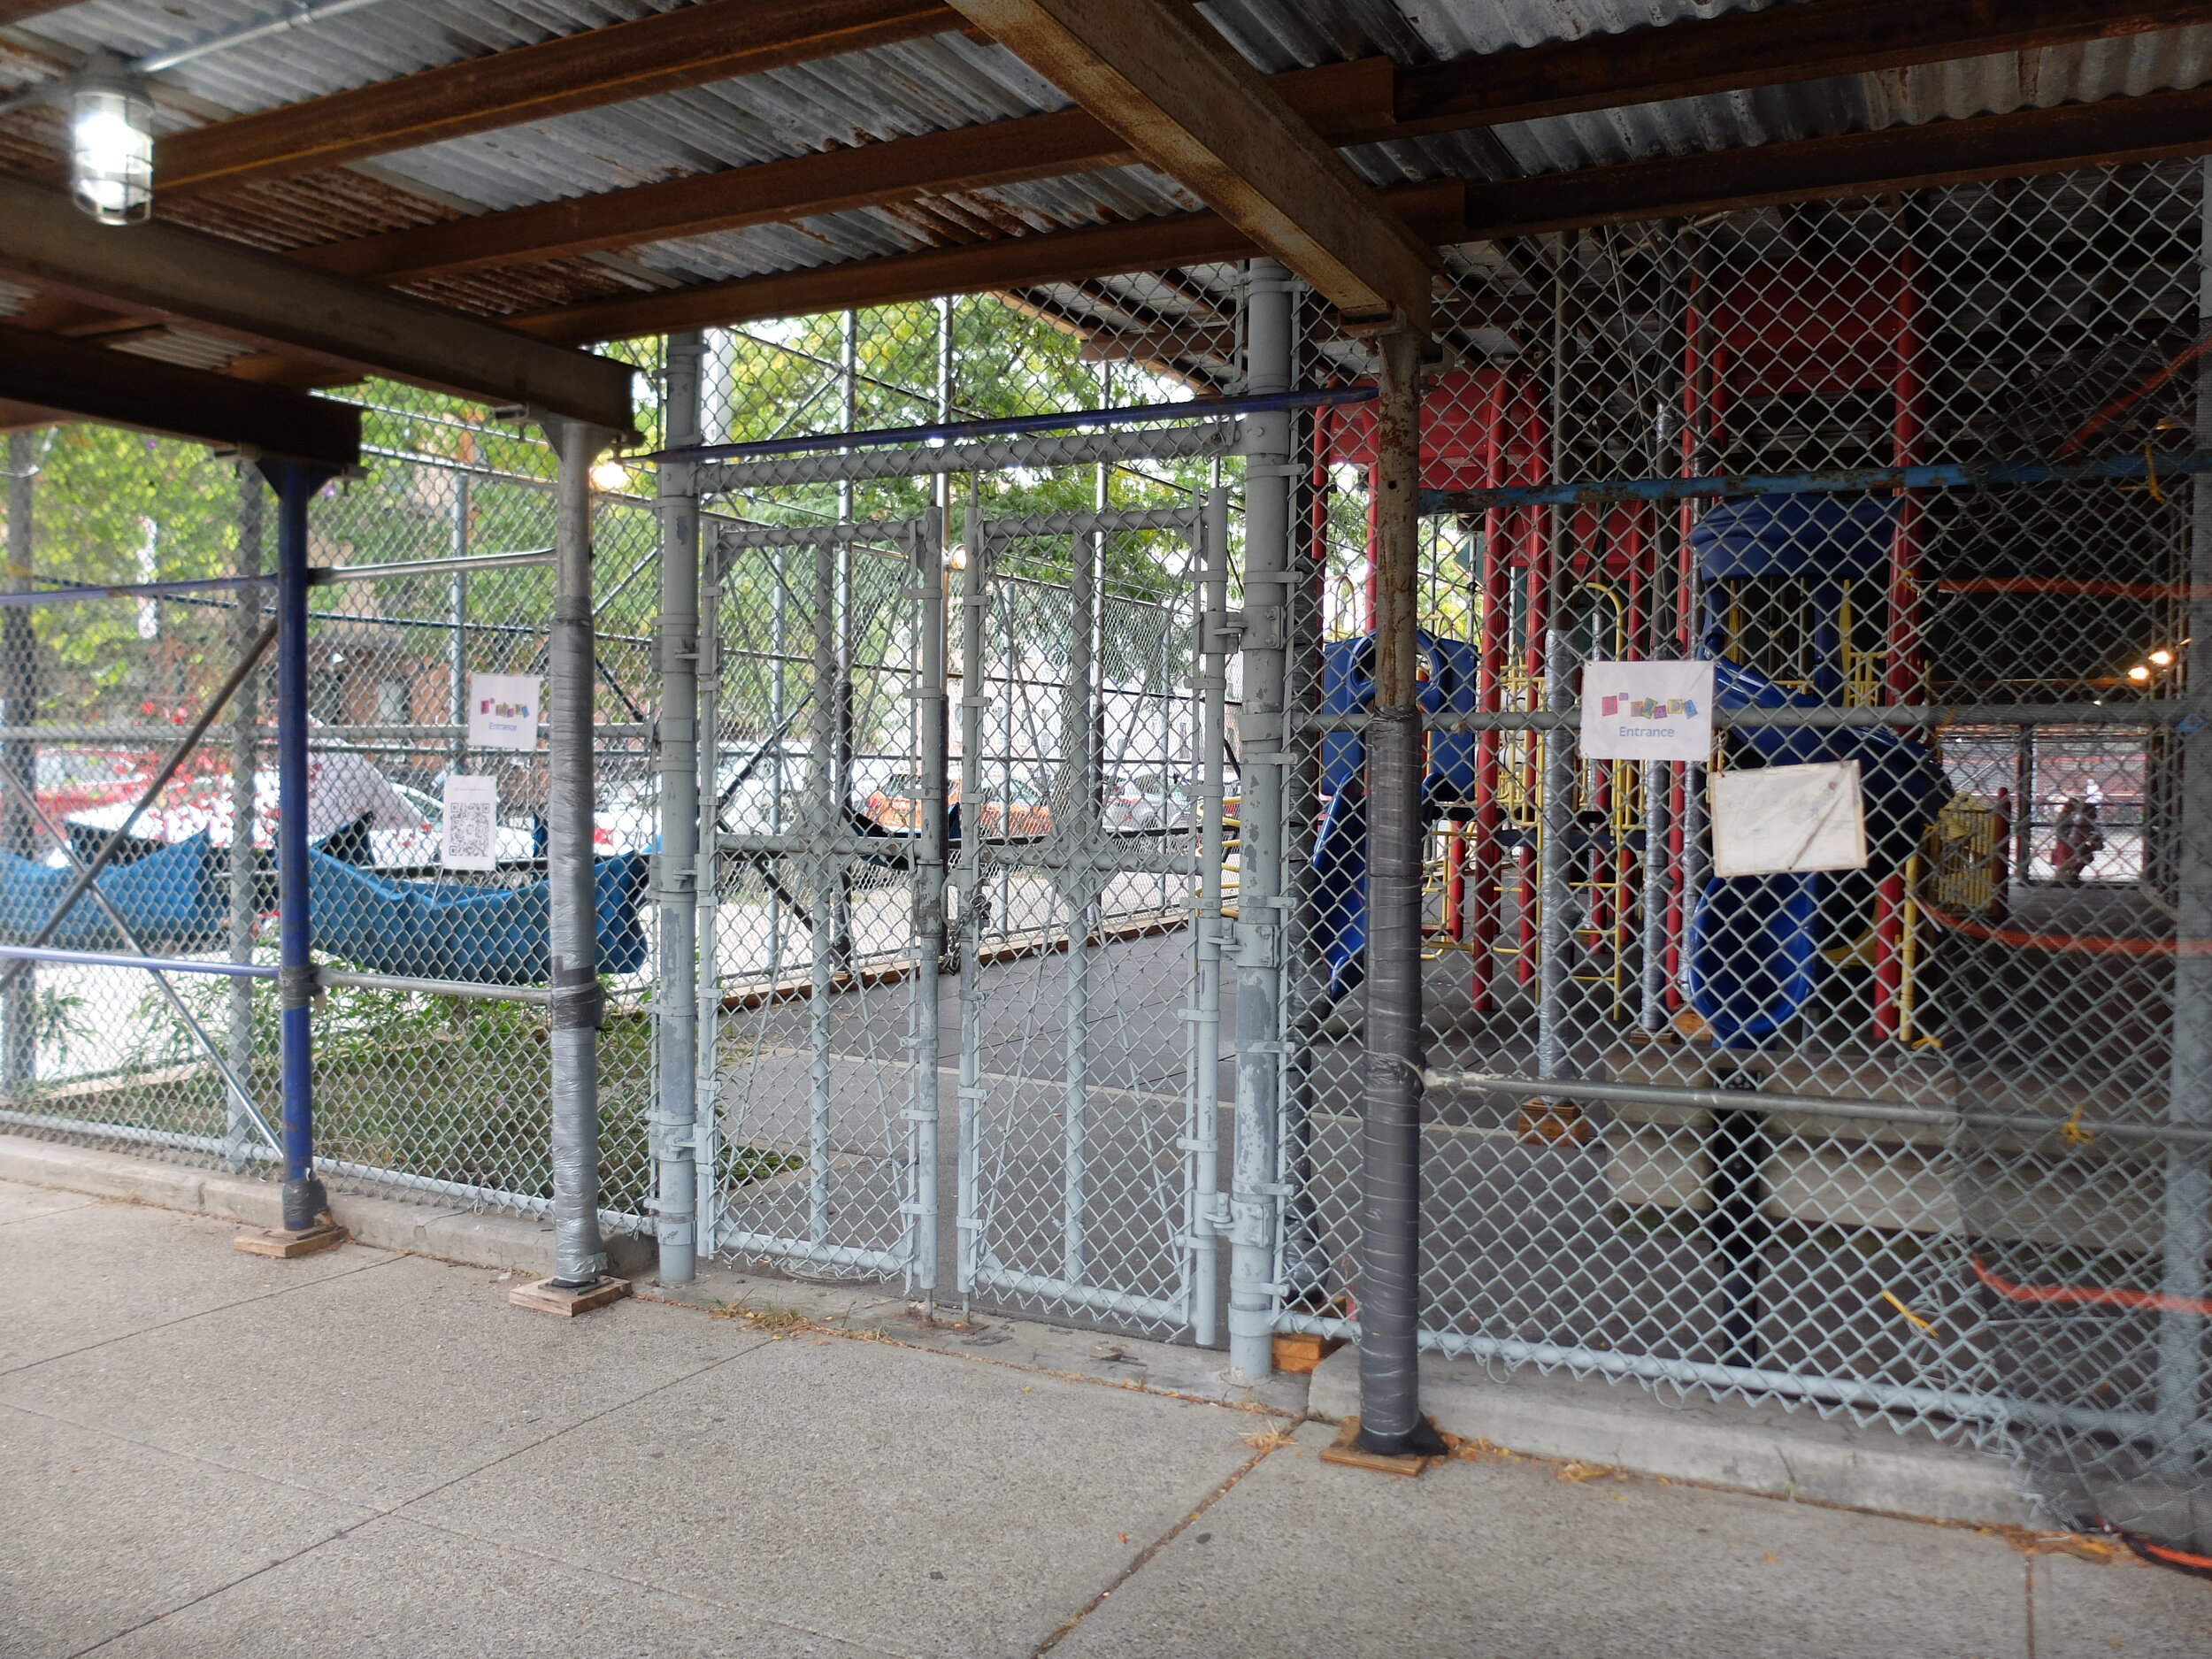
[512,179,1466,343]
[0,175,637,435]
[0,324,362,466]
[155,0,956,199]
[284,0,2199,291]
[295,58,1390,284]
[1389,0,2212,139]
[510,82,2212,344]
[944,0,1436,328]
[1457,83,2212,240]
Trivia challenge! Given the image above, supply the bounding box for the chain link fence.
[1277,159,2212,1560]
[0,366,664,1227]
[5,158,2208,1558]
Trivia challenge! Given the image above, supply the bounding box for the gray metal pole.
[2154,161,2212,1452]
[1356,326,1438,1455]
[448,473,470,772]
[4,432,36,1098]
[911,509,947,1309]
[545,415,613,1290]
[1536,627,1578,1090]
[656,332,704,1285]
[227,465,263,1160]
[1188,486,1228,1348]
[693,514,724,1259]
[1061,514,1098,1284]
[956,477,987,1306]
[1227,258,1293,1380]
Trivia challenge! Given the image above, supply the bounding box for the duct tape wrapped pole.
[654,332,703,1286]
[1355,328,1445,1458]
[518,414,626,1314]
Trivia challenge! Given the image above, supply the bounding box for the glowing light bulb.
[2129,664,2152,682]
[2151,649,2174,666]
[69,61,153,226]
[589,460,631,492]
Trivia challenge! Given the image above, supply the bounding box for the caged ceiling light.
[69,54,154,226]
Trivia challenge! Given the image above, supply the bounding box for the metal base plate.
[508,1275,632,1317]
[233,1221,347,1259]
[1318,1417,1434,1478]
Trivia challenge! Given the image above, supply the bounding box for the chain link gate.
[696,514,943,1286]
[951,496,1225,1339]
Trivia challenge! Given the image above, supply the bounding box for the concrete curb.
[1310,1343,2041,1526]
[0,1133,1300,1415]
[0,1135,652,1279]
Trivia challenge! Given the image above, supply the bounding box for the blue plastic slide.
[305,850,650,985]
[1310,629,1477,1000]
[0,831,226,953]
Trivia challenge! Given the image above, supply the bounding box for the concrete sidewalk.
[3,1179,2208,1659]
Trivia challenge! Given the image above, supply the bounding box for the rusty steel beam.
[0,174,637,434]
[943,0,1437,329]
[508,80,2212,344]
[1458,81,2212,240]
[155,0,957,198]
[296,58,1391,283]
[513,178,1465,343]
[1387,0,2212,140]
[281,0,2201,292]
[0,323,362,466]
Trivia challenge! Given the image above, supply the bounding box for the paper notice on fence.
[1710,761,1868,876]
[466,672,541,751]
[1578,660,1714,762]
[442,774,500,872]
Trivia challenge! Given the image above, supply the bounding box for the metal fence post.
[257,458,338,1235]
[656,331,704,1286]
[541,416,616,1294]
[1227,258,1293,1380]
[227,465,263,1163]
[911,508,948,1309]
[4,431,36,1099]
[1356,326,1439,1455]
[2154,161,2212,1451]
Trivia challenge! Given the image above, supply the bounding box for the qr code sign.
[442,776,500,872]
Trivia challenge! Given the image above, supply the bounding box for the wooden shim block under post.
[233,1219,347,1258]
[1318,1417,1435,1478]
[1271,1332,1344,1374]
[508,1275,633,1317]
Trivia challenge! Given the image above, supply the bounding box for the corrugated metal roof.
[3,0,2210,325]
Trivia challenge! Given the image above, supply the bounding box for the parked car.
[1102,772,1194,833]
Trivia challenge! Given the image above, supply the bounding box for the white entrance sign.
[1578,660,1714,762]
[1711,760,1869,877]
[442,774,500,872]
[466,672,541,751]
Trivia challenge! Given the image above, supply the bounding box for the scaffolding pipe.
[911,509,947,1305]
[807,521,836,1247]
[5,431,35,1097]
[956,480,987,1302]
[543,418,613,1288]
[1188,485,1229,1348]
[656,331,704,1285]
[693,522,725,1257]
[1356,327,1433,1456]
[260,459,337,1231]
[1227,258,1293,1380]
[1061,507,1100,1285]
[1536,628,1578,1090]
[2155,163,2212,1453]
